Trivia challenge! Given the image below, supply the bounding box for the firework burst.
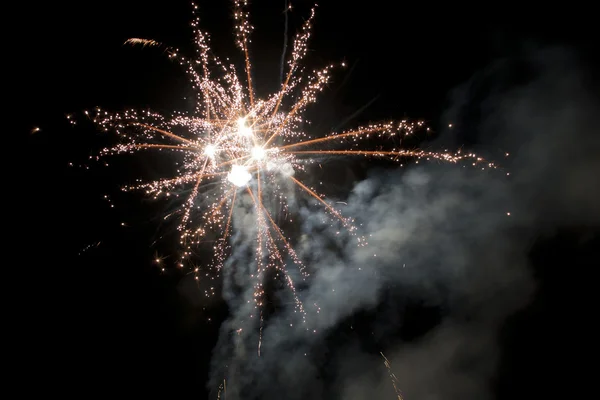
[77,1,494,328]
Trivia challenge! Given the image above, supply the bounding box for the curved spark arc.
[85,1,496,328]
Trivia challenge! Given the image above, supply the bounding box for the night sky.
[20,1,598,398]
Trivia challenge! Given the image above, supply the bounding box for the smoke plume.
[207,46,600,399]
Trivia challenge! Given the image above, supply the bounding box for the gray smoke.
[207,46,600,399]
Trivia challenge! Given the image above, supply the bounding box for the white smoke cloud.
[205,46,600,399]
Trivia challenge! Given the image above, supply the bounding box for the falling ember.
[81,0,496,358]
[124,38,162,49]
[381,352,403,400]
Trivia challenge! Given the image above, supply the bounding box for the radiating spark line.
[125,38,161,48]
[286,149,466,163]
[222,190,236,242]
[132,144,195,151]
[217,378,227,400]
[134,123,199,146]
[381,352,403,400]
[246,187,307,318]
[260,220,307,318]
[181,161,208,231]
[258,311,263,356]
[259,201,308,279]
[265,63,335,146]
[290,176,352,229]
[234,0,255,108]
[279,124,397,150]
[272,6,315,119]
[279,0,290,84]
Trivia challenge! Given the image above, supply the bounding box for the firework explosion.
[77,1,494,335]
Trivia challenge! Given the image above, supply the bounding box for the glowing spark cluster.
[80,1,495,326]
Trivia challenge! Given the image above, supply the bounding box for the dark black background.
[18,1,597,397]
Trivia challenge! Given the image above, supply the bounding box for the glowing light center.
[237,117,253,137]
[204,144,217,157]
[251,146,265,161]
[227,164,252,187]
